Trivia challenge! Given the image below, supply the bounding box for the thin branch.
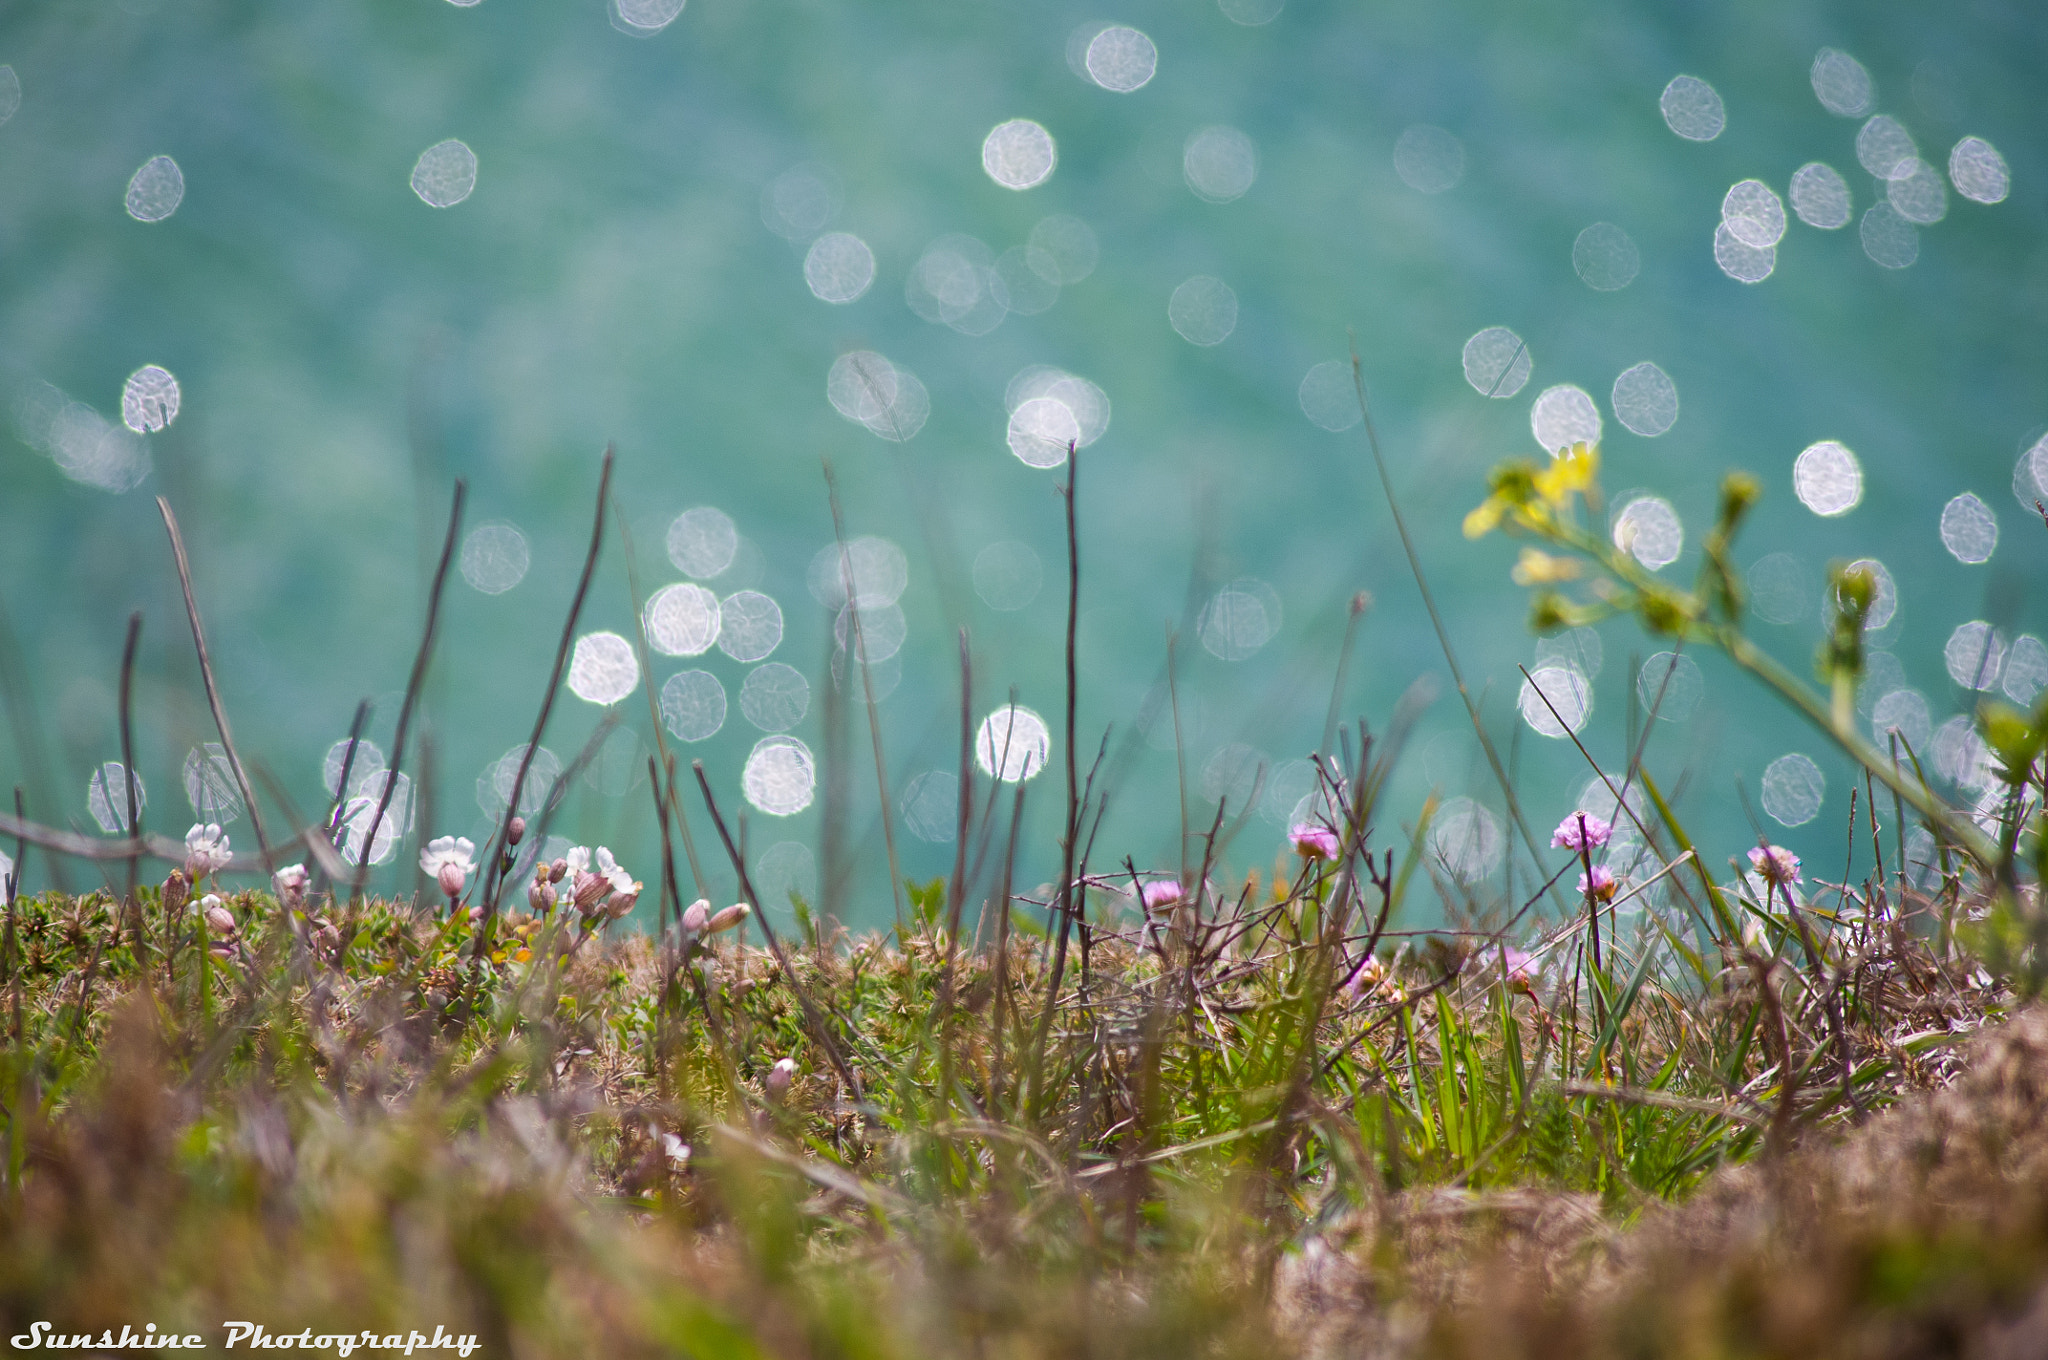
[355,480,466,901]
[480,447,615,922]
[157,496,273,868]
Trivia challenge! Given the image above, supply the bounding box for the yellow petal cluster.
[1464,443,1600,539]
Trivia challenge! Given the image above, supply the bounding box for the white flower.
[184,823,232,878]
[593,846,636,897]
[420,835,477,900]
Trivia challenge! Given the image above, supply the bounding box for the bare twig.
[355,480,466,901]
[824,459,907,936]
[480,447,615,923]
[118,611,144,946]
[157,496,273,868]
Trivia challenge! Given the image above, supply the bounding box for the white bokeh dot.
[1794,441,1862,517]
[1530,384,1601,454]
[743,736,816,816]
[1183,126,1257,203]
[1810,49,1875,117]
[1790,163,1853,229]
[1761,753,1825,827]
[1393,125,1464,194]
[1939,493,1998,564]
[1949,137,2011,205]
[1611,362,1677,437]
[410,139,477,208]
[1462,328,1531,399]
[120,366,180,433]
[1572,223,1640,290]
[1298,361,1361,431]
[718,590,784,662]
[644,582,722,657]
[460,523,531,595]
[982,120,1057,190]
[1085,26,1157,92]
[1518,666,1591,738]
[1168,275,1237,345]
[1722,180,1787,248]
[1713,222,1775,283]
[803,232,876,304]
[567,631,639,705]
[1612,496,1683,569]
[125,156,185,222]
[975,705,1051,782]
[1660,76,1725,141]
[1945,622,2007,692]
[660,669,727,742]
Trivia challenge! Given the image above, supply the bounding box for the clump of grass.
[1,431,2043,1356]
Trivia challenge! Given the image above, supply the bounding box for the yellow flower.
[1463,499,1506,539]
[1511,548,1581,586]
[1533,441,1598,507]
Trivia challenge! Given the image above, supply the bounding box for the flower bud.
[606,888,640,920]
[203,896,235,937]
[438,861,469,900]
[765,1057,796,1101]
[681,899,711,933]
[549,858,569,884]
[572,871,610,914]
[162,869,189,916]
[707,903,751,934]
[507,816,527,847]
[528,874,558,915]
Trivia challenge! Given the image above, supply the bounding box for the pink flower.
[1579,864,1618,902]
[1748,845,1802,888]
[1289,823,1342,861]
[708,903,751,934]
[184,823,232,880]
[420,836,476,902]
[1550,811,1613,852]
[1138,878,1185,912]
[1500,946,1539,992]
[272,863,308,911]
[765,1056,796,1101]
[681,899,711,934]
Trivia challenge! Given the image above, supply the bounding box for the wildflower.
[1579,864,1619,902]
[1341,956,1406,1005]
[548,857,569,884]
[1463,443,1599,539]
[1289,823,1342,861]
[606,883,643,920]
[508,815,526,847]
[708,903,751,934]
[1500,946,1540,993]
[1551,811,1613,852]
[1748,845,1802,888]
[1511,548,1582,586]
[527,866,557,915]
[162,868,189,918]
[420,835,476,902]
[1138,878,1184,913]
[682,899,711,934]
[662,1133,691,1167]
[273,863,308,912]
[202,894,235,937]
[184,823,232,880]
[765,1057,796,1101]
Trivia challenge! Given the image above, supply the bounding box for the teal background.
[1,0,2043,927]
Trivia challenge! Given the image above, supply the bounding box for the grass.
[1,435,2045,1357]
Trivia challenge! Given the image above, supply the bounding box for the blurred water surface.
[1,0,2043,925]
